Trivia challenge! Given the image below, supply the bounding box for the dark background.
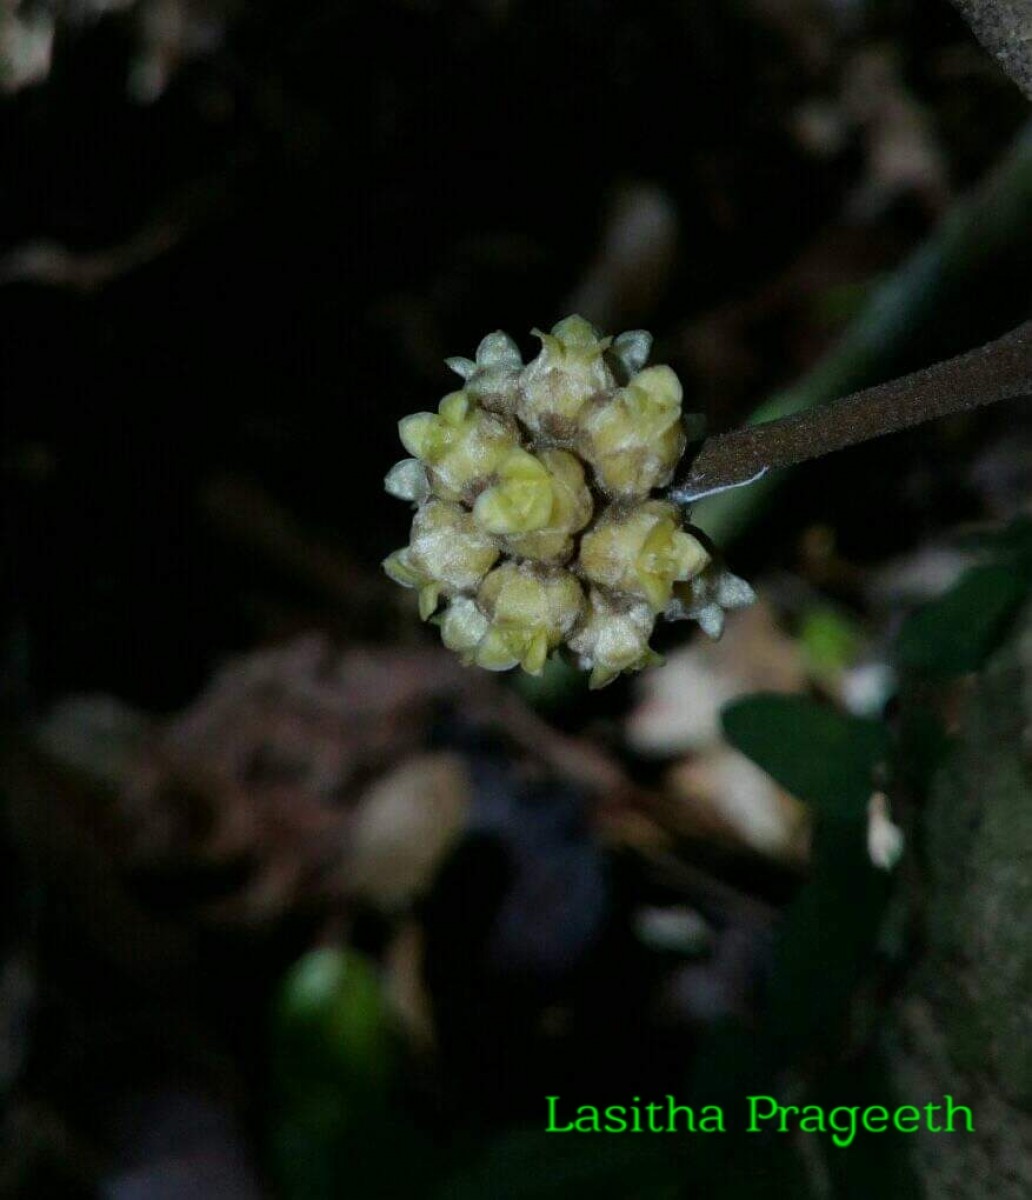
[2,1,1031,1197]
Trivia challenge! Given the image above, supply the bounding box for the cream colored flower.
[399,391,518,502]
[568,589,661,689]
[579,500,710,612]
[383,500,499,619]
[517,315,614,441]
[474,563,584,674]
[474,448,592,564]
[472,448,555,535]
[439,596,491,660]
[580,364,686,498]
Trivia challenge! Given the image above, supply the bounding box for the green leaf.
[722,695,894,1061]
[274,945,394,1094]
[270,947,442,1200]
[896,561,1031,675]
[722,694,889,817]
[766,816,891,1058]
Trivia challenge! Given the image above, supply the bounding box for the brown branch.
[673,320,1032,503]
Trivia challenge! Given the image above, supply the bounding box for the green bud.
[480,448,592,564]
[473,448,555,535]
[475,563,584,674]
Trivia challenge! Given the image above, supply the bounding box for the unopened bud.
[580,500,709,612]
[568,590,661,689]
[384,499,499,618]
[474,563,585,675]
[580,364,686,499]
[473,447,593,560]
[399,391,518,502]
[447,331,524,417]
[518,316,614,440]
[666,560,757,639]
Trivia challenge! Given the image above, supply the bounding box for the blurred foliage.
[272,946,441,1199]
[264,520,1032,1198]
[723,695,888,819]
[716,693,891,1073]
[798,606,864,679]
[896,516,1032,673]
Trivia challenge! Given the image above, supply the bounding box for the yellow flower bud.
[474,448,593,564]
[517,316,614,440]
[383,500,499,618]
[579,500,710,612]
[580,364,686,498]
[399,391,517,502]
[568,589,661,689]
[504,449,594,564]
[474,563,584,674]
[472,449,554,535]
[382,548,444,620]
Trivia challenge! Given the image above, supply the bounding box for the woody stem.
[672,321,1032,503]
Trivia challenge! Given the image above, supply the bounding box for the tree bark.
[886,600,1032,1196]
[951,0,1032,101]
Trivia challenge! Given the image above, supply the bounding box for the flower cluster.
[383,316,753,687]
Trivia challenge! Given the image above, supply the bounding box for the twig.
[673,320,1032,502]
[691,120,1032,541]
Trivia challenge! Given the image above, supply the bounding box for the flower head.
[383,316,752,685]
